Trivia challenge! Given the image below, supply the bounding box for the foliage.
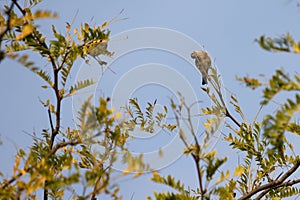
[0,1,135,199]
[124,98,168,133]
[1,1,300,200]
[255,33,300,54]
[125,22,300,200]
[132,67,300,199]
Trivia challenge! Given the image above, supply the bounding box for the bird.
[191,50,211,85]
[83,39,115,74]
[85,39,114,66]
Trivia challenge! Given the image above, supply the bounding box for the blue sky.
[1,0,300,199]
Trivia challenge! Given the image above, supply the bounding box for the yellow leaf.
[73,28,78,34]
[167,124,177,131]
[69,147,74,153]
[226,170,230,178]
[133,171,143,178]
[215,176,222,184]
[84,23,89,31]
[49,104,55,112]
[19,169,26,175]
[16,180,26,189]
[0,15,5,24]
[77,32,83,41]
[16,24,34,40]
[158,148,164,157]
[62,164,70,170]
[206,149,217,157]
[102,22,108,29]
[203,122,210,129]
[82,46,88,54]
[59,88,66,96]
[293,43,300,53]
[33,10,58,19]
[152,170,159,177]
[216,170,230,184]
[233,165,244,176]
[114,111,121,119]
[13,156,21,176]
[72,158,78,164]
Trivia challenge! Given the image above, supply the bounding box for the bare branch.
[48,109,54,133]
[225,108,241,127]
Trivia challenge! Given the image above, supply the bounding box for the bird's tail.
[202,77,208,85]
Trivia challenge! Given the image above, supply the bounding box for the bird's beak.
[191,52,195,58]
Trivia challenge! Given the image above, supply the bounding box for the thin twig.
[172,99,206,198]
[184,103,205,197]
[48,109,54,133]
[225,108,241,127]
[192,154,205,199]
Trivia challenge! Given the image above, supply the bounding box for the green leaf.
[263,94,300,156]
[151,172,187,194]
[69,79,95,96]
[61,65,72,87]
[36,69,53,87]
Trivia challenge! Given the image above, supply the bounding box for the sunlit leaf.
[16,24,34,40]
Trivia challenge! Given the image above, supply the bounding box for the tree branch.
[239,159,300,200]
[184,103,206,198]
[58,49,71,71]
[225,108,241,127]
[48,109,54,133]
[192,154,205,199]
[255,177,300,199]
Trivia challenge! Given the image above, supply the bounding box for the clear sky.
[1,0,300,199]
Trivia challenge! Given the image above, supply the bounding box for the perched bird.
[85,39,114,66]
[83,39,115,74]
[191,50,211,85]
